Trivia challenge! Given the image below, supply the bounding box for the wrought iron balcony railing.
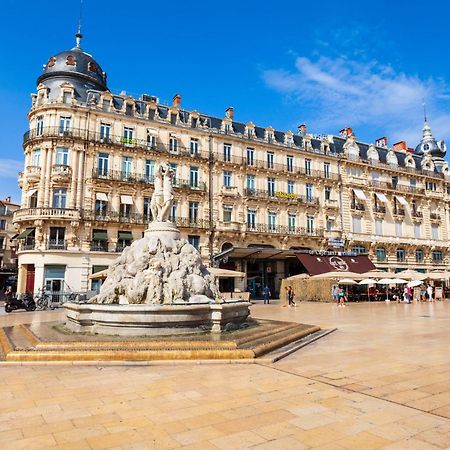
[245,223,324,237]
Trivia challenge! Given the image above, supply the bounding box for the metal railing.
[92,169,207,191]
[243,188,320,205]
[13,208,80,221]
[351,202,365,211]
[46,239,67,250]
[245,223,324,237]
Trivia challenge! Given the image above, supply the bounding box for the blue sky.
[1,0,450,203]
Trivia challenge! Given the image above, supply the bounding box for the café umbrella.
[377,278,408,301]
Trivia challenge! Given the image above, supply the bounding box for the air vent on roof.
[375,136,387,147]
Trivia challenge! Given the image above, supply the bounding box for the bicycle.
[35,288,52,310]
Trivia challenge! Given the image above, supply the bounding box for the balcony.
[23,126,87,145]
[220,186,239,196]
[90,241,109,252]
[373,205,386,214]
[92,170,206,192]
[82,210,210,229]
[51,164,71,183]
[18,240,35,251]
[243,189,319,205]
[13,208,81,223]
[324,199,339,208]
[351,202,365,211]
[412,210,423,219]
[47,239,67,250]
[393,208,405,217]
[430,213,441,221]
[25,165,41,182]
[245,223,324,237]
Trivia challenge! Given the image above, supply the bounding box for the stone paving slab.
[0,302,448,449]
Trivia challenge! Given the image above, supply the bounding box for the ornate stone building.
[14,34,450,296]
[0,197,20,293]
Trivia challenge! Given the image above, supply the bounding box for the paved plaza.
[0,301,449,449]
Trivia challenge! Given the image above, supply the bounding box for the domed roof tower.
[414,115,447,173]
[36,30,108,101]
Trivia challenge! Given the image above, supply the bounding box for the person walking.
[262,285,271,304]
[337,287,347,307]
[283,286,289,307]
[288,285,296,307]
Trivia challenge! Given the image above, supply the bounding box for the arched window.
[66,55,76,66]
[367,146,379,162]
[47,56,56,68]
[221,242,233,252]
[386,151,398,166]
[396,248,406,262]
[405,155,415,168]
[88,61,97,73]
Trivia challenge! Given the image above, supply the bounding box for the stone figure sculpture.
[90,163,219,305]
[149,164,175,222]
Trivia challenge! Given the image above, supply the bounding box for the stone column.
[68,150,79,209]
[76,150,85,209]
[43,147,53,207]
[37,148,48,207]
[17,264,26,294]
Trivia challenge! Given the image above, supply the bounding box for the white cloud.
[0,159,24,178]
[263,56,450,147]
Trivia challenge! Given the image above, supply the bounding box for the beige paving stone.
[334,431,392,449]
[250,435,309,449]
[210,430,267,449]
[2,433,57,450]
[414,427,450,448]
[380,437,442,449]
[172,425,224,445]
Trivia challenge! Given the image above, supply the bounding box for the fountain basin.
[65,300,251,336]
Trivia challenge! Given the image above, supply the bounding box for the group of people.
[331,285,348,307]
[262,285,296,307]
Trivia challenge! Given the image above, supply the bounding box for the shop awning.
[96,192,108,201]
[375,192,388,203]
[93,231,108,240]
[17,228,35,239]
[295,253,376,276]
[395,195,407,206]
[26,189,38,197]
[353,188,367,201]
[118,231,133,240]
[120,195,133,205]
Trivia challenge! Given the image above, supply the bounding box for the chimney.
[298,124,307,135]
[225,107,234,120]
[4,196,11,203]
[172,94,181,108]
[339,127,353,137]
[393,141,407,151]
[375,136,387,147]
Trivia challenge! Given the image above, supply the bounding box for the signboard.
[328,239,344,248]
[435,287,443,300]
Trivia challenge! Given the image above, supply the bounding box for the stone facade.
[13,39,450,296]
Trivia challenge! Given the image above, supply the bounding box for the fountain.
[65,164,251,335]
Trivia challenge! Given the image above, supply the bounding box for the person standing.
[427,284,434,302]
[263,285,271,304]
[331,284,339,304]
[288,286,296,307]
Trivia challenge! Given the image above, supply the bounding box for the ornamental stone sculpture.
[90,163,219,305]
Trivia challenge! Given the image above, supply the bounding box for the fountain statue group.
[88,163,219,306]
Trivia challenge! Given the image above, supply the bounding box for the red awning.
[296,254,376,276]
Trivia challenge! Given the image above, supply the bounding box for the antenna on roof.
[75,0,84,48]
[422,98,428,122]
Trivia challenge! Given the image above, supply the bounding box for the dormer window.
[224,123,231,134]
[47,57,56,68]
[66,55,76,66]
[423,143,430,151]
[88,61,97,73]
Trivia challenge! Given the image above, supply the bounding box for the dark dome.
[38,46,107,90]
[414,120,446,158]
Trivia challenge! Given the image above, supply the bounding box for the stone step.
[5,348,255,362]
[241,325,321,357]
[235,322,301,346]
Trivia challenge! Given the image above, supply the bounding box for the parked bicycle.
[35,288,54,310]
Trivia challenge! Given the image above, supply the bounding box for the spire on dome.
[75,0,83,49]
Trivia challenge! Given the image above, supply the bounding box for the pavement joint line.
[257,362,450,421]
